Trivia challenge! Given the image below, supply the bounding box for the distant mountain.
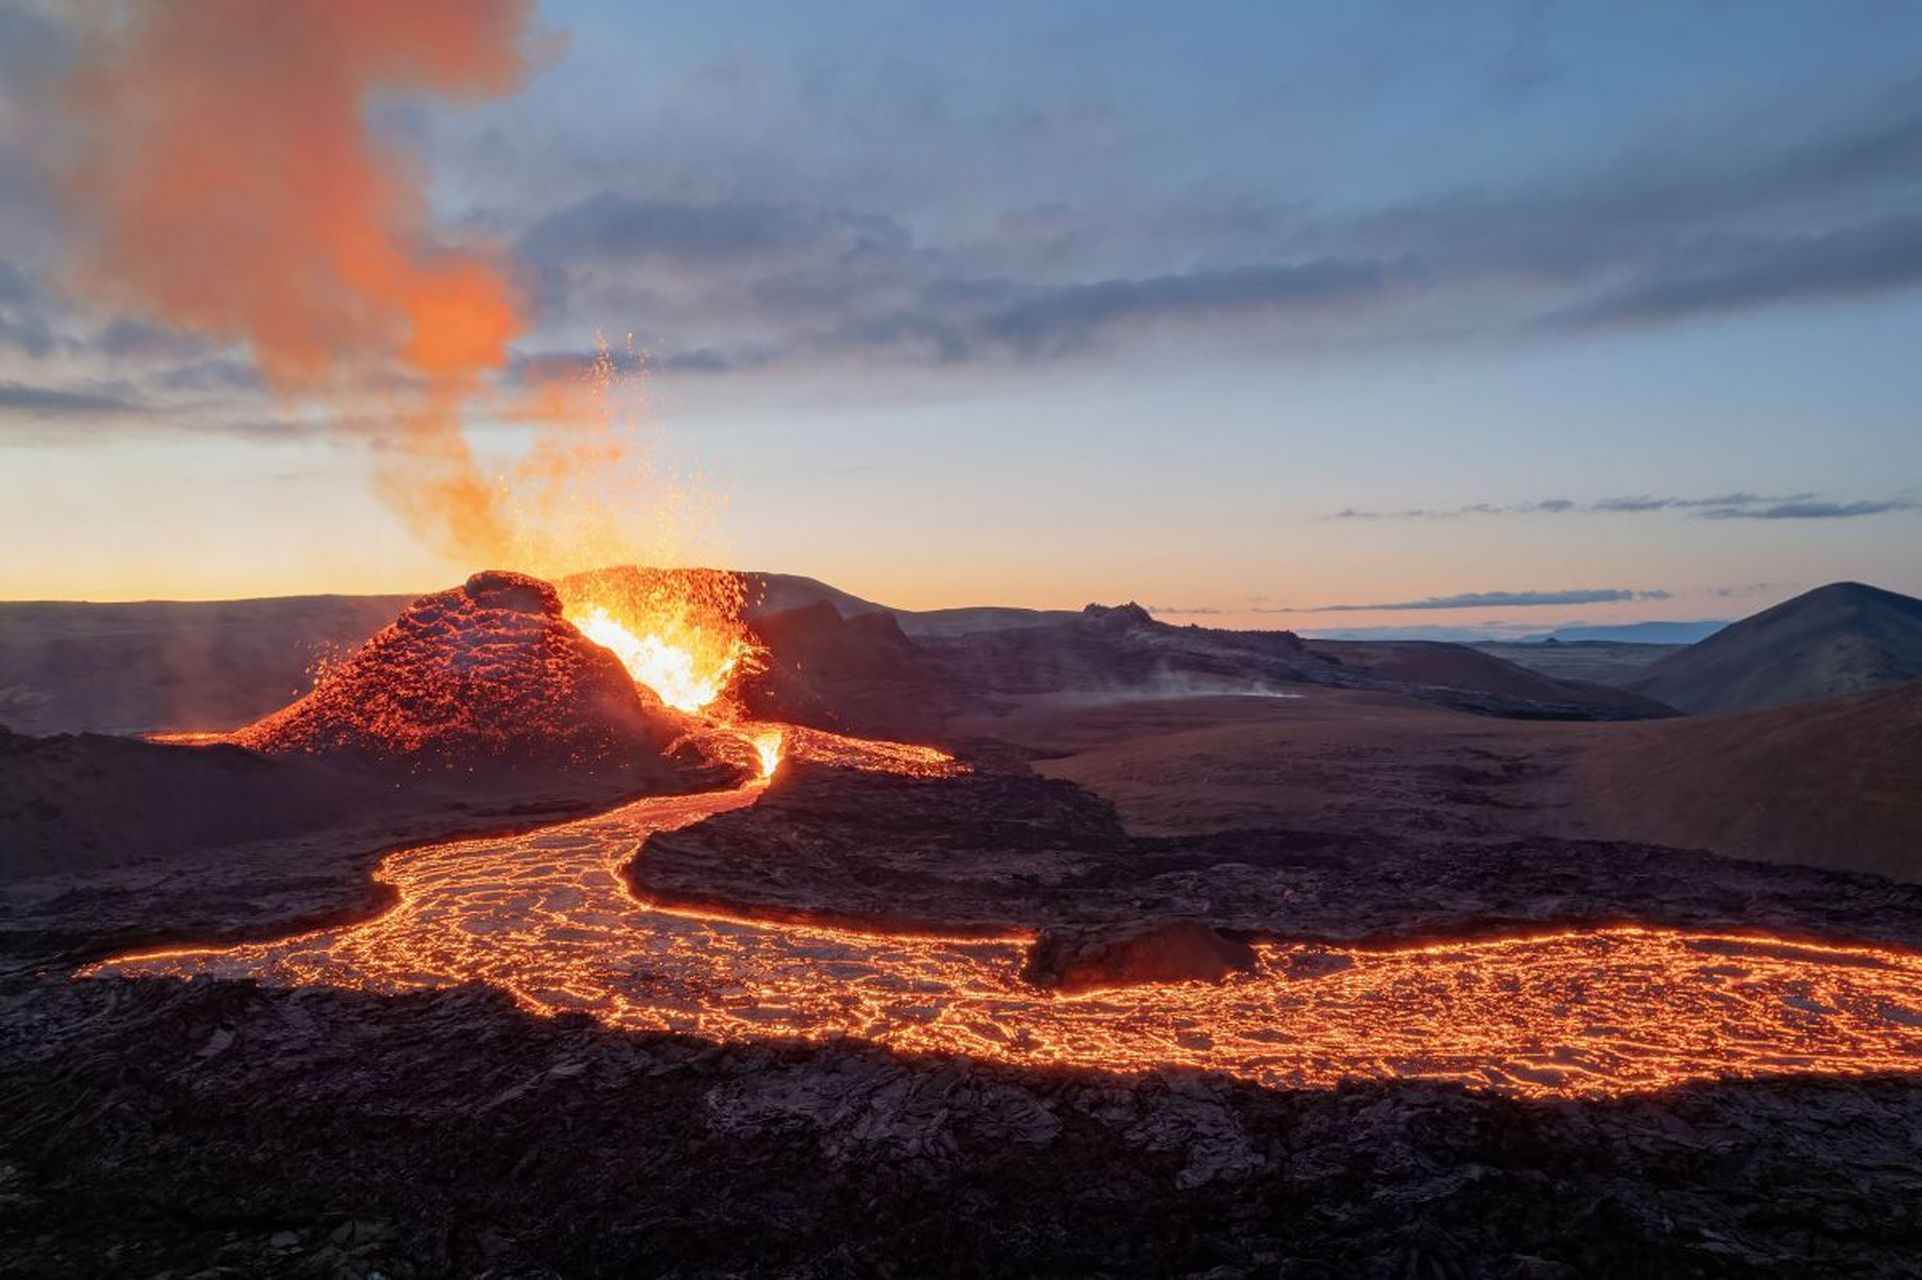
[743,572,891,621]
[745,572,1081,637]
[1469,640,1683,687]
[0,593,414,736]
[1302,639,1677,721]
[1300,625,1516,643]
[1518,620,1729,644]
[1630,582,1922,713]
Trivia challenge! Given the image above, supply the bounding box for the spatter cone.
[232,570,697,774]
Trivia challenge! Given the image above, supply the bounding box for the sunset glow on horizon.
[3,1,1918,633]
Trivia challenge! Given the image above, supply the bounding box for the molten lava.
[751,729,784,778]
[570,605,735,715]
[88,727,1922,1100]
[557,567,762,715]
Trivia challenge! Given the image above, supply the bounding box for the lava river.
[87,729,1922,1099]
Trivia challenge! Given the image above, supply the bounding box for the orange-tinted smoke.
[57,0,540,558]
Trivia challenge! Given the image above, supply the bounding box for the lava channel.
[85,730,1922,1099]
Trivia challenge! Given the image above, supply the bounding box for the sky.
[2,0,1919,635]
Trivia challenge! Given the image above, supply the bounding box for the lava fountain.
[557,566,763,716]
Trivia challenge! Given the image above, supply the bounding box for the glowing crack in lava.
[87,730,1922,1098]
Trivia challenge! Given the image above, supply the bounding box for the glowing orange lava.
[750,728,784,778]
[556,567,761,714]
[86,730,1922,1099]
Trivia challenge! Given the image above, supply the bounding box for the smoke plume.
[51,0,650,570]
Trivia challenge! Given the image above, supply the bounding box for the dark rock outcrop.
[637,759,1125,932]
[735,600,971,738]
[1024,920,1257,991]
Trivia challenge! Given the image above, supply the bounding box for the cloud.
[1329,492,1909,520]
[521,193,910,269]
[519,190,1401,368]
[1700,498,1919,519]
[94,317,213,361]
[1557,215,1922,328]
[0,256,55,356]
[0,257,33,303]
[505,97,1922,373]
[20,10,1922,414]
[1589,491,1820,512]
[982,258,1393,355]
[0,380,144,418]
[1711,581,1797,599]
[22,65,1922,397]
[1330,499,1577,520]
[1312,588,1670,612]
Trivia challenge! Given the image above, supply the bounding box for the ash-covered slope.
[1577,678,1922,880]
[1631,581,1922,713]
[737,571,893,622]
[738,571,1081,637]
[1467,639,1683,687]
[734,600,1335,739]
[232,571,715,782]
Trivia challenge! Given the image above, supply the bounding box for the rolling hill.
[1630,582,1922,713]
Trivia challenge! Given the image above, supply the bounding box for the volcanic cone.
[232,571,707,778]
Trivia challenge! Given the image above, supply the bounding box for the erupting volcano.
[231,570,690,764]
[79,567,1922,1103]
[165,566,792,786]
[12,3,1922,1269]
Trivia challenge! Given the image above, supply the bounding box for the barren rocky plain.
[4,573,1922,1277]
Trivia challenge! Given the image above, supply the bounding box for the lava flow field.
[88,723,1922,1100]
[14,570,1922,1276]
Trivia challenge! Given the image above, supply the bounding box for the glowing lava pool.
[86,731,1922,1099]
